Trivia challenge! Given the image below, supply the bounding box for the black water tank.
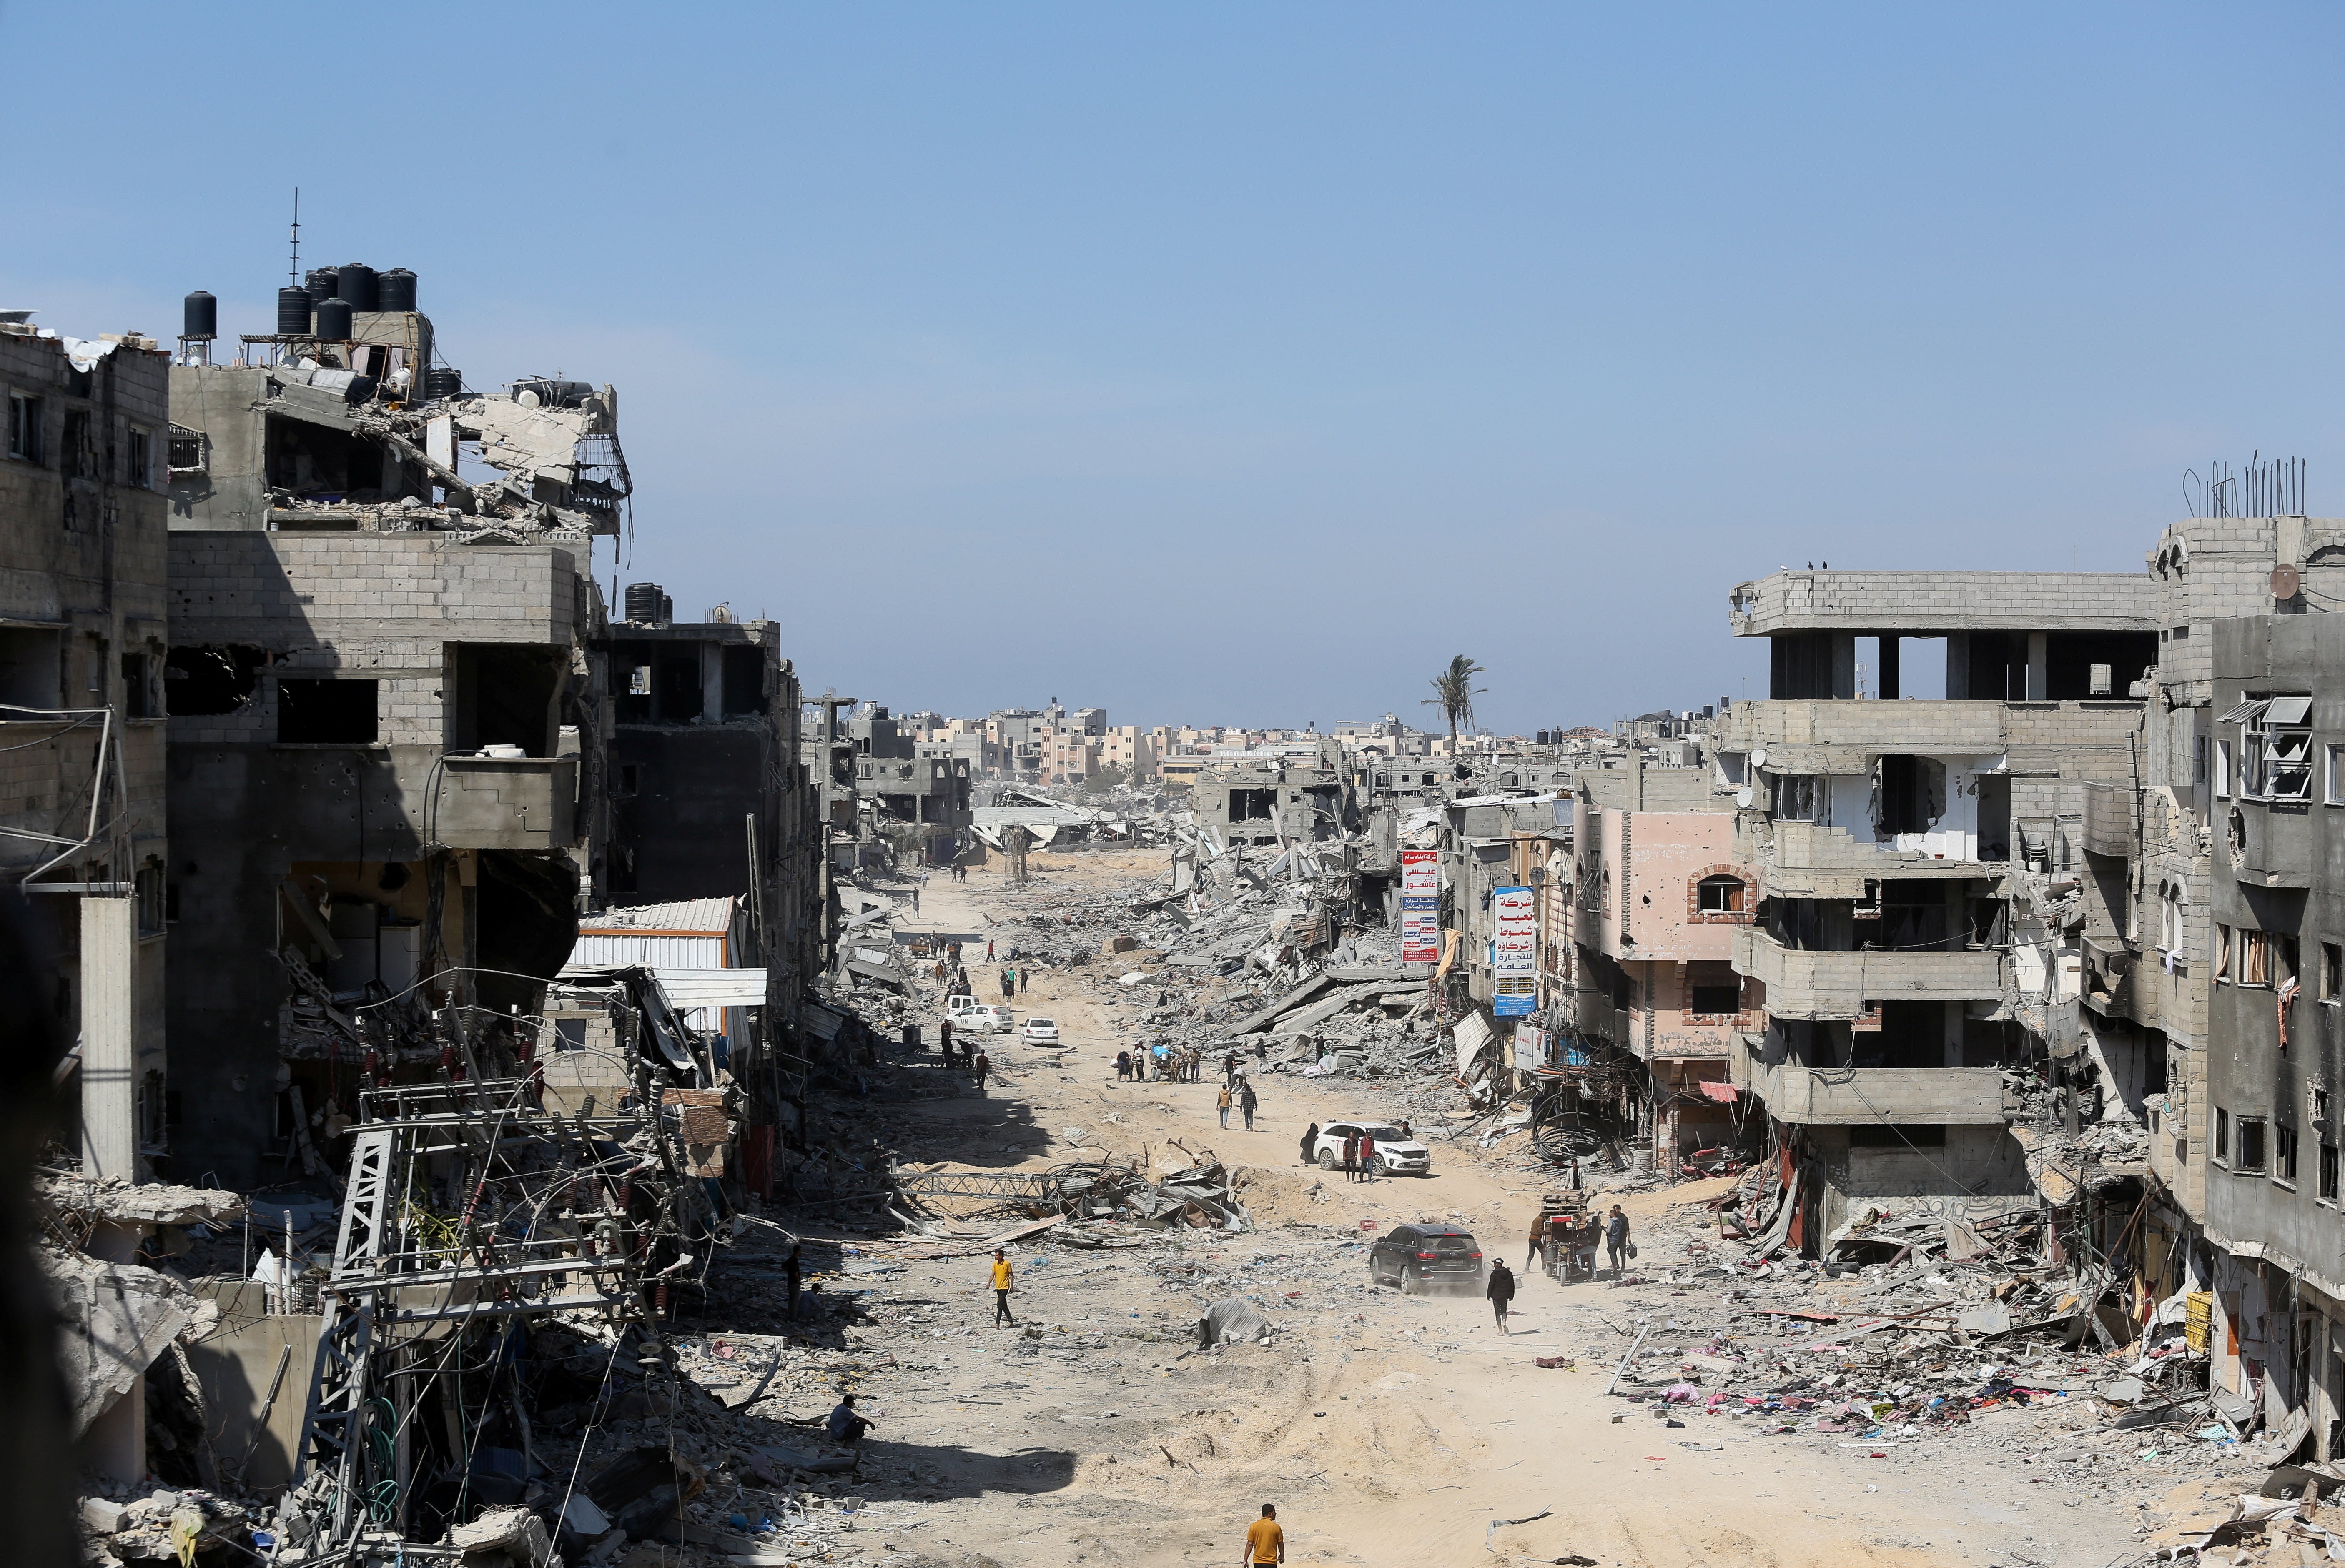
[423,366,464,399]
[276,287,314,336]
[314,297,354,339]
[336,263,378,311]
[377,268,416,312]
[183,291,217,340]
[306,267,339,306]
[624,582,665,624]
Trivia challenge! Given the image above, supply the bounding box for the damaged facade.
[0,318,174,1181]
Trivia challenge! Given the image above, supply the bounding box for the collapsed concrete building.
[1710,568,2162,1240]
[0,317,174,1181]
[164,267,618,1187]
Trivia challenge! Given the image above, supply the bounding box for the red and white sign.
[1399,849,1441,964]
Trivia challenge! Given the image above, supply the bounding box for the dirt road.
[767,850,2143,1568]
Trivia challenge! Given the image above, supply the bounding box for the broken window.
[451,644,561,755]
[2243,929,2271,987]
[119,651,155,718]
[1873,755,1946,837]
[1687,972,1741,1015]
[2236,1116,2268,1173]
[1696,874,1747,914]
[277,678,379,744]
[1229,788,1276,821]
[2324,1142,2340,1203]
[164,644,262,715]
[136,858,164,935]
[2277,1125,2299,1185]
[658,657,703,723]
[166,424,205,476]
[2216,924,2231,982]
[128,427,150,488]
[1770,774,1818,821]
[59,408,90,479]
[8,393,43,463]
[2325,942,2342,1003]
[721,644,765,715]
[0,626,60,710]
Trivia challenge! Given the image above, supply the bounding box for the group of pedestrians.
[1214,1077,1259,1128]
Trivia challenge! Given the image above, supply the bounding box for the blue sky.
[6,4,2343,731]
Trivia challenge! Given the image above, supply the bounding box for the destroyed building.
[1714,568,2162,1240]
[1186,740,1353,847]
[1565,755,1749,1175]
[0,316,173,1180]
[162,265,622,1187]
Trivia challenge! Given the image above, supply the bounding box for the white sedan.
[1018,1016,1061,1046]
[1309,1121,1432,1176]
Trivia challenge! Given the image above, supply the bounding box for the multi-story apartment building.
[1715,569,2159,1241]
[1568,756,1748,1175]
[0,319,172,1182]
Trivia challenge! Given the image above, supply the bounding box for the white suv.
[962,1004,1016,1034]
[1308,1121,1432,1177]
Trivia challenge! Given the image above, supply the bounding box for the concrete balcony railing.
[434,756,577,851]
[1716,699,2142,768]
[1735,928,2007,1019]
[1731,1052,2016,1126]
[1740,819,2002,899]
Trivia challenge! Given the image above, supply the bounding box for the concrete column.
[82,1218,148,1486]
[2026,633,2049,701]
[80,895,138,1182]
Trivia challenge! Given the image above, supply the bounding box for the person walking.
[1217,1082,1233,1128]
[1300,1122,1319,1167]
[1357,1130,1377,1181]
[1606,1205,1631,1275]
[990,1248,1017,1326]
[1486,1259,1516,1333]
[1341,1130,1359,1182]
[972,1047,990,1093]
[1001,969,1015,1000]
[1525,1213,1546,1272]
[1224,1049,1242,1085]
[938,1017,954,1061]
[986,939,995,961]
[910,885,920,916]
[1116,1049,1132,1082]
[1244,1504,1285,1567]
[1018,967,1028,994]
[1239,1080,1258,1130]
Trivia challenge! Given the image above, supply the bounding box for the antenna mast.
[289,187,301,285]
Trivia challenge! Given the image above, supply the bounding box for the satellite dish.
[1736,787,1754,809]
[2273,564,2302,599]
[1751,748,1768,768]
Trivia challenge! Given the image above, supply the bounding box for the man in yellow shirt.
[990,1248,1016,1326]
[1243,1503,1284,1565]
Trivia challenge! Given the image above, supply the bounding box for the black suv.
[1366,1224,1483,1293]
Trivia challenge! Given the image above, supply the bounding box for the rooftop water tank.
[276,287,314,336]
[624,582,666,624]
[306,267,339,306]
[377,268,416,313]
[183,291,216,340]
[336,263,378,312]
[314,296,354,339]
[423,366,464,400]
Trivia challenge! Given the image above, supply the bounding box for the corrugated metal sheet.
[569,933,726,969]
[581,897,737,936]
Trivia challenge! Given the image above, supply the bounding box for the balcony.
[1735,928,2007,1019]
[2225,798,2314,890]
[434,756,577,850]
[1741,818,2000,899]
[1716,699,2142,772]
[1732,1052,2015,1125]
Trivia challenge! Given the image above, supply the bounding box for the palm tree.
[1422,655,1487,750]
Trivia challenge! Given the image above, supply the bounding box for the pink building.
[1571,764,1753,1175]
